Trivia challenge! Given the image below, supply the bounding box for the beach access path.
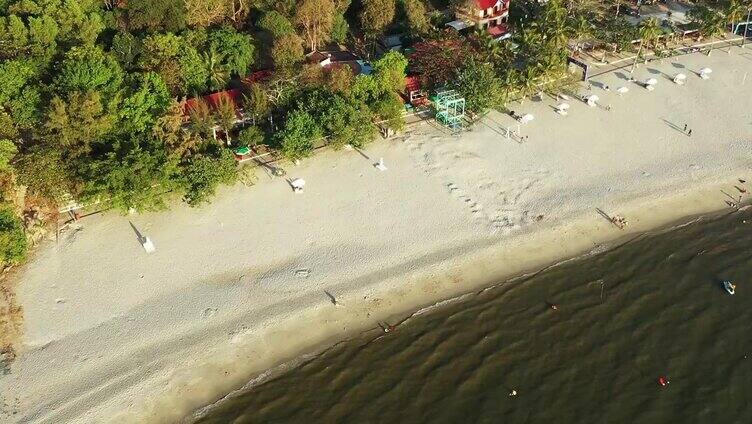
[1,49,751,423]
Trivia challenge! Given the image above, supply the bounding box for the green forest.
[0,0,748,265]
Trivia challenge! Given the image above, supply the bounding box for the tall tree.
[403,0,429,35]
[278,110,321,159]
[55,46,124,97]
[127,0,186,32]
[188,98,216,139]
[184,0,230,28]
[202,46,230,91]
[214,93,237,144]
[153,100,203,157]
[360,0,396,39]
[119,72,171,134]
[630,17,661,74]
[80,139,181,212]
[259,11,294,38]
[208,26,255,76]
[295,0,336,51]
[410,38,472,89]
[272,33,304,68]
[241,82,270,125]
[44,91,114,158]
[181,148,237,206]
[456,58,503,114]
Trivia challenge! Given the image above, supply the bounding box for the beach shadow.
[671,62,685,69]
[478,117,522,144]
[128,221,147,245]
[595,208,614,224]
[615,72,629,81]
[284,178,299,192]
[720,189,741,206]
[353,146,371,161]
[254,159,286,179]
[323,290,338,306]
[648,68,672,80]
[660,118,688,135]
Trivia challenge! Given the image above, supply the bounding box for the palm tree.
[630,17,662,75]
[241,83,270,126]
[726,0,745,34]
[689,6,727,40]
[518,65,541,104]
[202,47,230,91]
[742,0,752,48]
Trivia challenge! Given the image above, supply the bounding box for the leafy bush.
[279,110,321,160]
[182,148,238,206]
[457,58,503,114]
[0,205,26,265]
[237,126,265,148]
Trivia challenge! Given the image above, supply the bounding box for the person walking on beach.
[688,129,693,137]
[683,123,688,132]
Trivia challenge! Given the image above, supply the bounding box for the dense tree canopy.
[0,0,737,255]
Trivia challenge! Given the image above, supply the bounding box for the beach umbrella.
[645,78,658,86]
[699,67,713,80]
[616,86,629,95]
[520,113,534,124]
[674,73,686,80]
[556,102,570,110]
[291,178,306,193]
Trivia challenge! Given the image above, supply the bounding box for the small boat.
[723,281,736,295]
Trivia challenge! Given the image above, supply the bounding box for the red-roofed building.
[242,70,273,85]
[404,75,428,106]
[451,0,511,39]
[183,89,247,143]
[183,89,243,118]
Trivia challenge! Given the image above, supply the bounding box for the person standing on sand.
[688,129,692,136]
[683,123,688,132]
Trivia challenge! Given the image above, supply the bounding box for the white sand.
[1,49,751,423]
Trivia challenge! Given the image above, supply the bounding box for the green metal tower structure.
[433,89,465,130]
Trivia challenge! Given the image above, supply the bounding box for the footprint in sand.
[203,307,218,318]
[55,298,66,304]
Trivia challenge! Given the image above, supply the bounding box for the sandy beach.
[1,48,750,423]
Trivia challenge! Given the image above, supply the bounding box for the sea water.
[195,208,752,423]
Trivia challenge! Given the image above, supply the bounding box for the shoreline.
[164,176,747,423]
[189,200,742,422]
[1,49,750,423]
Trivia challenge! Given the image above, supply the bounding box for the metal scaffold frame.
[434,89,466,130]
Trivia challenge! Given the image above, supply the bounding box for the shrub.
[237,126,265,148]
[0,205,26,266]
[182,148,238,206]
[279,110,321,160]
